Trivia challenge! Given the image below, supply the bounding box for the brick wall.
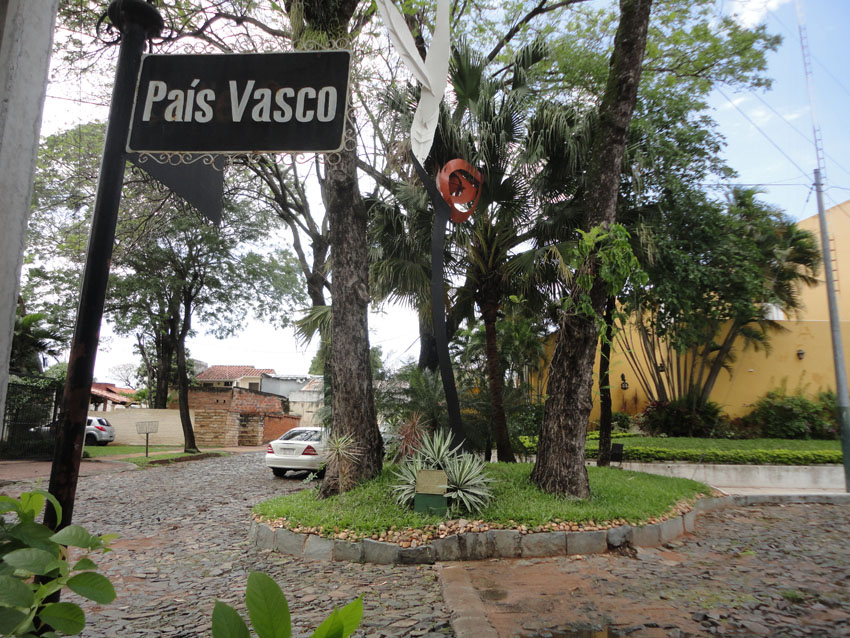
[172,387,288,414]
[238,414,265,446]
[263,414,302,443]
[194,409,240,447]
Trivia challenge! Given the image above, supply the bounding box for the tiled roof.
[90,385,135,404]
[196,365,276,381]
[300,377,324,392]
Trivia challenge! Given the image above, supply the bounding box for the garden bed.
[254,463,710,545]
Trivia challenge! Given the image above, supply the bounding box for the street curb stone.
[250,492,850,564]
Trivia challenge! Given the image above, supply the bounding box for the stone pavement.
[2,452,451,638]
[2,453,849,637]
[444,501,850,637]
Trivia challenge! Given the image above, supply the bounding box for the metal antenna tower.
[795,0,850,491]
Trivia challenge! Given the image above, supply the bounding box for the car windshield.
[279,429,321,442]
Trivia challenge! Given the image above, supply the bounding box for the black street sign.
[128,51,351,153]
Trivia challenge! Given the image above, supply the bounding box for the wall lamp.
[796,349,805,360]
[620,373,629,390]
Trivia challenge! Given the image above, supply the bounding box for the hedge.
[606,447,843,466]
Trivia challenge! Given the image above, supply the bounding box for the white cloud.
[727,0,793,27]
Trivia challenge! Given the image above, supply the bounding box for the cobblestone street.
[58,453,451,637]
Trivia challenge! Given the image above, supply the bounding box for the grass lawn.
[83,444,181,458]
[254,463,710,542]
[120,451,227,468]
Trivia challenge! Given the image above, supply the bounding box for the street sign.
[135,421,159,434]
[128,51,351,153]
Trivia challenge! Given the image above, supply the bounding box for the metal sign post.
[45,0,163,533]
[135,421,159,457]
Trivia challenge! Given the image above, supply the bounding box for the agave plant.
[443,453,494,514]
[391,429,495,515]
[415,428,461,469]
[325,433,363,492]
[390,455,425,507]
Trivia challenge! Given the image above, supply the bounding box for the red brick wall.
[263,414,302,443]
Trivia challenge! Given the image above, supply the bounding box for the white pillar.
[0,1,58,429]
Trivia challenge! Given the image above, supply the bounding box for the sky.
[37,0,850,385]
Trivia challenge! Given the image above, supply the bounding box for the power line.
[716,87,812,178]
[747,91,850,182]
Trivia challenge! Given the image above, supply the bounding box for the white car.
[265,427,327,477]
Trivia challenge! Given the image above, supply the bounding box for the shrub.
[640,398,727,438]
[0,490,116,636]
[392,430,494,515]
[743,391,838,440]
[507,402,544,457]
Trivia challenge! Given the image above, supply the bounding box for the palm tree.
[10,299,63,376]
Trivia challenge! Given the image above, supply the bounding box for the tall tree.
[618,188,820,413]
[531,0,653,498]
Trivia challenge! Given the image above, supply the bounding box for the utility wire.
[716,87,812,178]
[748,91,850,181]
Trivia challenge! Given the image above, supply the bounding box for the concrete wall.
[0,1,58,429]
[93,408,190,446]
[621,461,845,491]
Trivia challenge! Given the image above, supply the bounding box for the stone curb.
[249,492,850,564]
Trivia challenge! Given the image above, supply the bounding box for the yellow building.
[539,199,850,420]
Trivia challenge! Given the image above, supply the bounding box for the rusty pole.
[44,0,162,531]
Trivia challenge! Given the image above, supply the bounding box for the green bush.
[0,490,116,636]
[617,446,842,465]
[392,430,494,515]
[641,398,727,438]
[743,391,838,440]
[507,402,544,456]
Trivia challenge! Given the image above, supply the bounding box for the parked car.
[265,426,326,477]
[28,416,115,446]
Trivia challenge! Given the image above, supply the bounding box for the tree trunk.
[418,312,439,371]
[153,335,172,409]
[531,0,653,498]
[481,296,516,462]
[598,296,615,467]
[530,312,597,498]
[319,113,382,498]
[175,326,199,453]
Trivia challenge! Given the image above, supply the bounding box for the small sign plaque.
[415,469,448,495]
[135,421,159,435]
[128,51,351,153]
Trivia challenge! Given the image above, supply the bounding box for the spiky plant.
[416,428,461,469]
[443,453,494,514]
[390,455,425,507]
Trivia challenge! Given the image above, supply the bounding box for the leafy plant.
[0,490,116,636]
[640,398,727,438]
[442,453,494,513]
[742,391,838,440]
[391,430,494,514]
[415,428,461,469]
[211,571,362,638]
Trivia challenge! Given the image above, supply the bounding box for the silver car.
[265,427,326,477]
[85,416,115,446]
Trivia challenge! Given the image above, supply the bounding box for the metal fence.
[1,380,61,459]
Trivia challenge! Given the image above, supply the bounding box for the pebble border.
[249,493,850,564]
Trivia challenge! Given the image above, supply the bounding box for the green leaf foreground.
[212,572,362,638]
[0,491,115,637]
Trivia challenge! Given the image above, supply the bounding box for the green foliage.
[256,463,709,534]
[742,391,839,440]
[0,490,116,636]
[391,430,493,515]
[211,571,362,638]
[604,447,842,466]
[640,398,727,438]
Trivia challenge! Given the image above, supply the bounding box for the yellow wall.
[533,199,850,421]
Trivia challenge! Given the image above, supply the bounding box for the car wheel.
[271,468,289,478]
[85,434,97,447]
